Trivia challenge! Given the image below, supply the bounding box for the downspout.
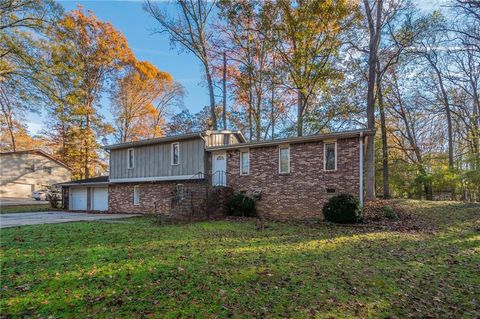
[359,132,364,207]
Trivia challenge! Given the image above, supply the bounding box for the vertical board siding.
[109,138,205,179]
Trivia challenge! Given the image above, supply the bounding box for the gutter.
[206,129,375,151]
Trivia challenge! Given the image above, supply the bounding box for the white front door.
[92,187,108,211]
[212,152,227,186]
[70,188,87,210]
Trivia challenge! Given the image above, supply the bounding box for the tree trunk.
[297,90,304,137]
[222,52,227,130]
[85,113,91,179]
[271,80,275,140]
[363,0,383,200]
[205,66,217,130]
[376,63,389,199]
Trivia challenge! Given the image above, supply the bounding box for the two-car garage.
[69,186,109,211]
[59,176,110,212]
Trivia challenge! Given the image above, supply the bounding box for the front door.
[212,152,227,186]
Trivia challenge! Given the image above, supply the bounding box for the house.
[60,128,374,220]
[0,150,72,198]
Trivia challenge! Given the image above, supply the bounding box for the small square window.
[171,143,180,165]
[324,142,337,171]
[240,150,249,175]
[43,166,52,174]
[279,146,290,174]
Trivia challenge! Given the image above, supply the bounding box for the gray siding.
[109,138,205,180]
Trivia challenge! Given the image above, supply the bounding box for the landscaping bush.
[322,194,362,223]
[227,193,256,217]
[383,205,399,220]
[46,186,61,209]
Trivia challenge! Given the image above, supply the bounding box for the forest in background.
[1,0,479,201]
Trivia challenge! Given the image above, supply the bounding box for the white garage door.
[92,187,108,211]
[70,188,87,210]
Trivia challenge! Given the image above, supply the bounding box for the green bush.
[227,193,256,217]
[383,205,399,220]
[322,194,362,223]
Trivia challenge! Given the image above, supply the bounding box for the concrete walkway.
[0,211,138,228]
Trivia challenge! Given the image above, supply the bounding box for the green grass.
[0,204,52,214]
[1,200,479,318]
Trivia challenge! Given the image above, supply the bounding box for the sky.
[26,0,445,135]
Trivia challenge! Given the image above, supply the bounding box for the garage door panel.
[92,187,108,211]
[71,188,87,210]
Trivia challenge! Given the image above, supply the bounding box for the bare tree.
[363,0,384,200]
[144,0,218,130]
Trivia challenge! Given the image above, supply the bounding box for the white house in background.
[0,150,72,198]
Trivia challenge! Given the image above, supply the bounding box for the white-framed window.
[127,148,135,169]
[324,141,337,171]
[278,145,290,174]
[240,150,250,175]
[171,142,180,165]
[133,185,140,205]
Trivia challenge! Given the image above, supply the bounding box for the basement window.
[133,185,140,206]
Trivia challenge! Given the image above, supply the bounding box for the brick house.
[60,129,374,220]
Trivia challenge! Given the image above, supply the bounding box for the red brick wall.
[108,180,231,220]
[226,137,360,220]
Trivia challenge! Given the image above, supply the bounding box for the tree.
[270,0,355,136]
[51,8,134,178]
[0,0,62,151]
[362,0,383,200]
[144,0,219,130]
[111,60,181,143]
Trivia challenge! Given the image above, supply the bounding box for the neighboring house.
[60,128,374,220]
[0,150,72,198]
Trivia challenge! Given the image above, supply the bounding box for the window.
[240,150,249,175]
[43,166,52,175]
[133,185,140,205]
[171,142,180,165]
[128,148,134,169]
[176,184,185,201]
[324,142,337,171]
[278,146,290,174]
[25,164,35,172]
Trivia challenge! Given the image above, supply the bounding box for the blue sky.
[27,0,444,135]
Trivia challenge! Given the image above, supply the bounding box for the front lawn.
[1,200,479,318]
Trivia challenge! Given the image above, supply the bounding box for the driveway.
[0,211,138,228]
[0,197,45,206]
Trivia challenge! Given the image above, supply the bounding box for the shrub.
[322,194,362,223]
[227,193,256,217]
[46,186,61,209]
[382,205,399,220]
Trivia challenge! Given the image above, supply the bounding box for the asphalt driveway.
[0,211,138,228]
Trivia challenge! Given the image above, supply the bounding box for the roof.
[57,175,109,186]
[0,149,72,170]
[206,128,375,151]
[104,130,246,150]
